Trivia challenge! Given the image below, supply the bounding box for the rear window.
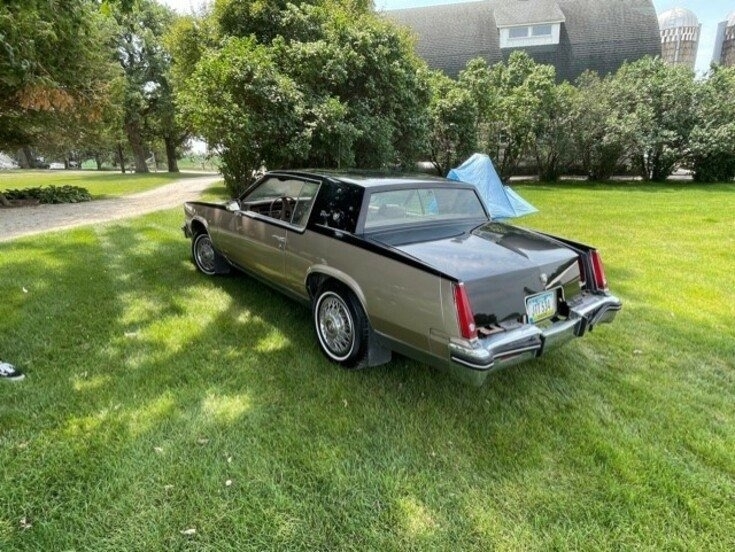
[364,187,486,230]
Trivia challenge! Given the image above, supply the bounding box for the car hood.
[380,222,581,325]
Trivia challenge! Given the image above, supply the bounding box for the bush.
[688,66,735,183]
[691,153,735,183]
[2,185,92,204]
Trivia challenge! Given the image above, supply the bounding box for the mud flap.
[357,327,392,369]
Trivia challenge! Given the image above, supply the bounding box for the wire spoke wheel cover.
[316,292,355,361]
[194,234,217,275]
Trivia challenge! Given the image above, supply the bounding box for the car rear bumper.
[446,292,622,386]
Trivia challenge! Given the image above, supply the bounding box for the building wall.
[387,0,661,81]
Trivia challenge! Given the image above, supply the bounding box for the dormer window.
[507,24,555,40]
[499,22,561,48]
[495,0,565,49]
[509,26,530,39]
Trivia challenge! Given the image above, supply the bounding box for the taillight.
[453,282,477,340]
[590,250,608,290]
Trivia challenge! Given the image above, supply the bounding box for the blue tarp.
[447,153,538,220]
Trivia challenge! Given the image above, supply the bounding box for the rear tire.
[192,232,230,276]
[313,282,368,369]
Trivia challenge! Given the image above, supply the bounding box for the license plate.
[525,290,557,323]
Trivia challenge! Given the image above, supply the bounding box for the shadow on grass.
[1,211,733,549]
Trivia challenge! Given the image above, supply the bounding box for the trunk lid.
[376,222,581,326]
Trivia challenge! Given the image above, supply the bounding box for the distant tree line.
[170,1,735,194]
[435,52,735,185]
[1,0,184,174]
[2,0,735,196]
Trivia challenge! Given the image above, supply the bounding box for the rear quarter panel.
[286,227,453,356]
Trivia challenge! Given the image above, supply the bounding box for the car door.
[227,211,287,283]
[218,175,316,287]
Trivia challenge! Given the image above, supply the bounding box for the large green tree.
[273,3,429,169]
[179,1,429,195]
[426,71,477,176]
[180,37,309,191]
[213,0,372,43]
[458,52,557,180]
[0,0,119,157]
[568,71,625,180]
[688,65,735,182]
[111,0,179,172]
[611,57,695,182]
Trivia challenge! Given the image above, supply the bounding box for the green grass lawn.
[0,170,210,199]
[1,182,733,550]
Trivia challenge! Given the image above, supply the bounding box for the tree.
[213,0,373,44]
[272,3,429,170]
[611,57,695,181]
[1,0,120,204]
[426,71,477,176]
[459,52,557,180]
[179,1,430,194]
[688,65,735,182]
[569,71,625,180]
[0,0,121,155]
[532,82,576,182]
[179,37,309,193]
[457,58,495,168]
[165,15,221,172]
[111,0,177,172]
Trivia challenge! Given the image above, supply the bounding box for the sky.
[160,0,735,75]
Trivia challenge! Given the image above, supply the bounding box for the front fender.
[188,215,210,236]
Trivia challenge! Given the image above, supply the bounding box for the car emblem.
[539,273,548,285]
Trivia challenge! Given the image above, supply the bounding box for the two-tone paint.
[184,170,621,385]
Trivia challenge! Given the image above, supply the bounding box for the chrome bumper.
[447,293,622,386]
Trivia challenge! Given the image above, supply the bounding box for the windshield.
[364,187,487,230]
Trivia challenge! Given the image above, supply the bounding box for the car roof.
[268,169,473,189]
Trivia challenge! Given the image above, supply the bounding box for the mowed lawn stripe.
[1,182,733,550]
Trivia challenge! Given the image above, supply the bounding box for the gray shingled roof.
[387,0,661,81]
[494,0,565,27]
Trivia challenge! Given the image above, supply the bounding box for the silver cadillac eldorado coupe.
[183,170,621,385]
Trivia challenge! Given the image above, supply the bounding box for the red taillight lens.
[453,282,477,340]
[590,250,608,290]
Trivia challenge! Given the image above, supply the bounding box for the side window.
[290,181,320,228]
[240,176,319,226]
[242,177,298,202]
[311,181,363,233]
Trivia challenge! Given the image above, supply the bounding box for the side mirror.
[226,200,240,212]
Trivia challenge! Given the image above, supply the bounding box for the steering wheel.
[268,195,296,221]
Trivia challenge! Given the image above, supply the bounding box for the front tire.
[313,283,368,368]
[192,232,230,276]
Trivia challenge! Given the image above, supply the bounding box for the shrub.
[2,185,92,204]
[689,66,735,183]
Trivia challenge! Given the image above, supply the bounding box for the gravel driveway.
[0,173,221,243]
